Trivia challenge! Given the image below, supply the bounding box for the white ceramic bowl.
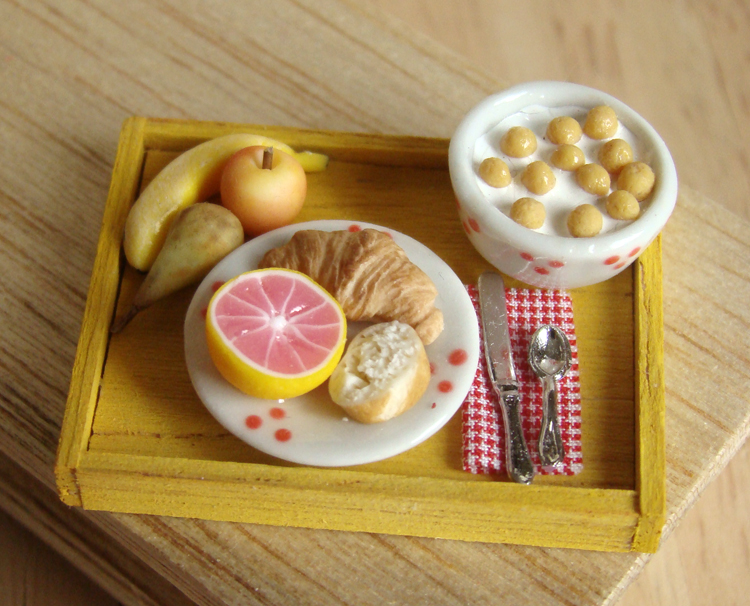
[449,81,678,289]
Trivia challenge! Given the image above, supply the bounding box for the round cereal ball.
[500,126,537,158]
[521,161,556,195]
[575,163,611,196]
[546,116,582,145]
[617,161,655,201]
[599,139,634,175]
[583,105,618,139]
[510,197,546,229]
[550,144,586,171]
[478,157,512,188]
[567,204,603,237]
[606,190,640,220]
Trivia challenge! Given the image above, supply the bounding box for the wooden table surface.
[1,1,748,605]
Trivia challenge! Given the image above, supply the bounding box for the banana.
[123,133,328,271]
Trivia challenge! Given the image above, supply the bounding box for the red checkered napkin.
[462,285,583,476]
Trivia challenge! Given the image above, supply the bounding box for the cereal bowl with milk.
[449,81,678,289]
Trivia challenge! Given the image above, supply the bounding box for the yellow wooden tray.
[55,117,665,552]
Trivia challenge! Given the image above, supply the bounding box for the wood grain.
[0,454,193,606]
[0,509,120,606]
[0,0,748,605]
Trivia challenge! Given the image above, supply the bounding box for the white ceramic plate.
[184,220,479,467]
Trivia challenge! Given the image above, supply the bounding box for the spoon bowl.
[529,326,572,379]
[528,325,572,466]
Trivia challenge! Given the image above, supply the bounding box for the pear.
[123,133,328,271]
[112,202,244,333]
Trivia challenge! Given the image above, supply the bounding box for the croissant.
[258,229,444,344]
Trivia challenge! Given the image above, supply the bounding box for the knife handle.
[498,391,535,484]
[539,376,565,466]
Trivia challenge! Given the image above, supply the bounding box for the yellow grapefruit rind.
[205,269,347,400]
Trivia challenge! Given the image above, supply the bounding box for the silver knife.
[478,271,535,484]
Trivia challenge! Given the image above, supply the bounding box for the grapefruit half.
[206,268,347,399]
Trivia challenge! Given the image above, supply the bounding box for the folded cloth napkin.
[462,284,583,476]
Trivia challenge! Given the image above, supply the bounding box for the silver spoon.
[528,325,572,466]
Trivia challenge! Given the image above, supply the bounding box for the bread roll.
[328,321,430,424]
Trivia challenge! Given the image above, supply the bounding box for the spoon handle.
[497,390,535,484]
[539,376,565,466]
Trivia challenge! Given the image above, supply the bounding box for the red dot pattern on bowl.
[520,252,566,276]
[457,188,648,280]
[517,247,645,276]
[603,246,645,271]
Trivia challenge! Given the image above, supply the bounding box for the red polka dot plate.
[184,220,479,467]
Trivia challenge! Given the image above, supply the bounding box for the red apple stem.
[262,146,274,169]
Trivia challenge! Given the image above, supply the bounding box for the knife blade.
[478,271,535,484]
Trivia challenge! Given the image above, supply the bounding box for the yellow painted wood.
[632,236,667,551]
[55,117,148,506]
[76,452,639,552]
[55,118,665,552]
[140,118,450,168]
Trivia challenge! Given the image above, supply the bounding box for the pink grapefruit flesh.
[206,268,346,399]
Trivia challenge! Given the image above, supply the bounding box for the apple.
[220,146,307,236]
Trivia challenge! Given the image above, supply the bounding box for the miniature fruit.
[220,146,307,236]
[206,268,346,399]
[123,133,328,271]
[112,203,244,332]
